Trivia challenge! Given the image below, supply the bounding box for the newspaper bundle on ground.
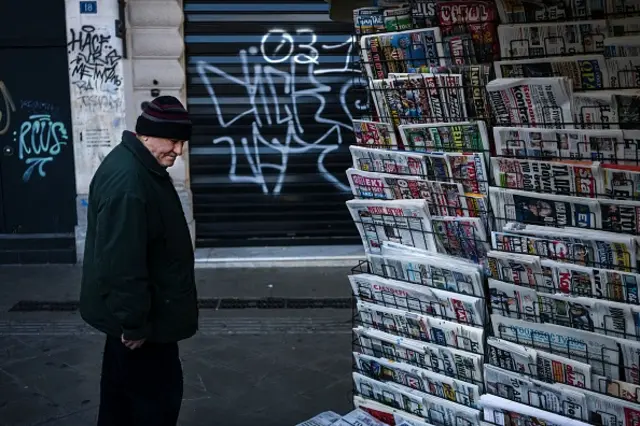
[367,248,484,296]
[492,222,638,272]
[484,363,589,419]
[492,126,626,162]
[490,187,602,230]
[495,55,609,90]
[349,273,486,326]
[353,395,436,426]
[353,120,399,150]
[491,157,601,198]
[487,337,593,389]
[397,121,490,156]
[346,199,435,254]
[490,314,620,379]
[480,394,592,426]
[350,146,429,176]
[295,411,342,426]
[331,406,390,426]
[497,20,607,59]
[353,326,484,385]
[357,300,485,355]
[360,28,446,81]
[486,77,574,128]
[354,352,482,408]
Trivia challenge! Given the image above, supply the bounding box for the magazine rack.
[345,1,640,425]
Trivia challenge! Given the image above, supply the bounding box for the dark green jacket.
[80,131,198,343]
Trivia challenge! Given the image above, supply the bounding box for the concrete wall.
[66,0,193,262]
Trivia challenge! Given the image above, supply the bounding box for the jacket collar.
[121,131,169,178]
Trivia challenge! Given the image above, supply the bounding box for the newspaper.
[486,77,574,128]
[347,168,445,204]
[495,55,609,91]
[348,273,486,326]
[484,364,589,419]
[346,199,435,254]
[490,187,602,230]
[397,121,490,155]
[349,145,429,176]
[592,374,640,404]
[430,216,490,263]
[497,20,607,59]
[333,406,390,426]
[486,250,548,289]
[495,222,638,271]
[480,394,592,426]
[603,164,640,199]
[490,314,621,379]
[353,120,399,150]
[605,35,640,57]
[487,337,592,389]
[366,250,484,296]
[357,300,485,354]
[581,386,640,426]
[354,352,481,408]
[492,126,626,161]
[353,395,436,426]
[491,157,601,198]
[353,326,484,385]
[495,0,601,23]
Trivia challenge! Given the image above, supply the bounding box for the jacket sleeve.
[95,194,151,340]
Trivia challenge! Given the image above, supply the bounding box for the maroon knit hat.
[135,96,192,141]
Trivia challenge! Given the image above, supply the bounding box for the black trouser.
[97,335,183,426]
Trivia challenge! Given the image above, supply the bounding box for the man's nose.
[173,141,184,156]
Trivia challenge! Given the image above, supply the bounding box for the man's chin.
[162,157,177,168]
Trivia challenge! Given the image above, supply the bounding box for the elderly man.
[80,96,198,426]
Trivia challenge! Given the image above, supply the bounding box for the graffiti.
[68,25,122,87]
[20,100,57,114]
[13,114,68,182]
[196,29,367,195]
[77,94,123,113]
[0,81,16,136]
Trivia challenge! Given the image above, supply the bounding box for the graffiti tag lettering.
[196,29,367,195]
[14,114,68,182]
[0,81,16,136]
[68,25,122,87]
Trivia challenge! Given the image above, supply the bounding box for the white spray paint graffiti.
[196,29,367,195]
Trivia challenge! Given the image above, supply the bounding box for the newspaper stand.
[342,1,640,425]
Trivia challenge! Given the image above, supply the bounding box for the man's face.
[140,135,186,168]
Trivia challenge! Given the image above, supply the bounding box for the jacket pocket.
[154,287,198,342]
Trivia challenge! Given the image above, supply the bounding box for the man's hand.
[121,334,146,350]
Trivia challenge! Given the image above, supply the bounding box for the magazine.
[494,55,609,91]
[348,273,486,326]
[497,21,607,59]
[360,28,446,81]
[353,120,399,150]
[346,199,436,254]
[354,352,482,408]
[354,326,484,385]
[486,77,574,128]
[366,251,485,296]
[490,314,620,379]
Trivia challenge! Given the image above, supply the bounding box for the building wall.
[70,0,193,262]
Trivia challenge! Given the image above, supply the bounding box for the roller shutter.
[184,0,365,247]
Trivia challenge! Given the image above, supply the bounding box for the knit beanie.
[135,96,192,141]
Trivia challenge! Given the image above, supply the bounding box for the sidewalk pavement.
[0,265,357,425]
